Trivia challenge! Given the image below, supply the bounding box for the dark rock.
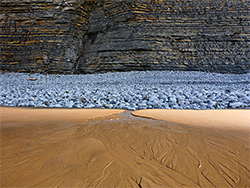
[0,0,249,74]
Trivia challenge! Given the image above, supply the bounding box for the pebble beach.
[1,71,249,110]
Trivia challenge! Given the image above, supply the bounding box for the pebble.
[0,71,249,110]
[229,102,244,108]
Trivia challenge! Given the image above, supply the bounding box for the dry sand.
[132,109,250,143]
[1,107,250,187]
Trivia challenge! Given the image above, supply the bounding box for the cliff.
[1,0,249,74]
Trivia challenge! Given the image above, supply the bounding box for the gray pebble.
[0,71,249,110]
[229,102,244,108]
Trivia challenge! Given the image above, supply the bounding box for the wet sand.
[1,107,250,187]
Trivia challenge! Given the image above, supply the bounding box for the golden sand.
[132,109,250,129]
[132,109,250,143]
[1,107,250,187]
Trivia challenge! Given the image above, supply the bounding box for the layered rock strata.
[1,0,249,74]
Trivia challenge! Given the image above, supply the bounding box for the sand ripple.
[1,108,249,187]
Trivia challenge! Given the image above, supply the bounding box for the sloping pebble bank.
[1,71,249,110]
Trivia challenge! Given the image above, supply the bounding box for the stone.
[66,101,74,108]
[127,107,136,111]
[54,104,62,108]
[28,101,35,107]
[229,102,244,108]
[147,101,156,107]
[103,104,109,108]
[110,100,116,104]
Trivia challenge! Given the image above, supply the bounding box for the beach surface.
[132,109,250,143]
[1,107,250,187]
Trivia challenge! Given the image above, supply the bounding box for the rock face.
[1,0,249,74]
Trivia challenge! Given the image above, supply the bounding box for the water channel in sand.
[0,107,249,187]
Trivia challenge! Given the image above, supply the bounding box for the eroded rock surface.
[1,0,249,74]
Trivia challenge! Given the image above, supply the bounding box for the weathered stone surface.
[0,0,90,74]
[1,0,250,74]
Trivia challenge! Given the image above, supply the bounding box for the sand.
[1,107,250,187]
[132,109,250,143]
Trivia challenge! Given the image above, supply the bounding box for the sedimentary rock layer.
[0,0,90,74]
[1,0,249,74]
